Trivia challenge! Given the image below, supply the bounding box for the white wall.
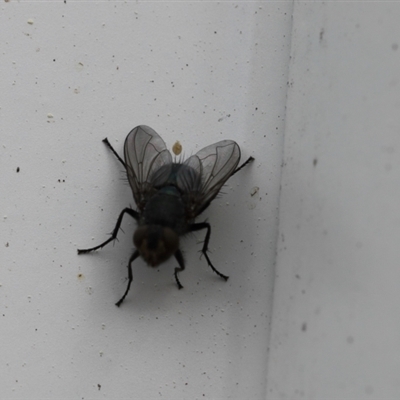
[267,2,400,399]
[1,2,291,399]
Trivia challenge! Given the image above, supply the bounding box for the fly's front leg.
[189,222,229,281]
[115,250,139,307]
[174,249,185,289]
[77,208,139,254]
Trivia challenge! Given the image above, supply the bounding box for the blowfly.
[78,125,254,306]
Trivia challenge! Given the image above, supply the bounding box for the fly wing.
[178,140,241,217]
[124,125,172,210]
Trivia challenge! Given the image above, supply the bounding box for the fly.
[78,125,254,306]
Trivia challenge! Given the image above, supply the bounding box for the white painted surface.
[267,2,400,399]
[1,2,291,399]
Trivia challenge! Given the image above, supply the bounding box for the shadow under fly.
[78,125,254,306]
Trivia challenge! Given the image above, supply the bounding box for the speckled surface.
[0,2,291,398]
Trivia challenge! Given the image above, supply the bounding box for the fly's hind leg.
[102,138,126,167]
[232,156,254,176]
[189,222,229,281]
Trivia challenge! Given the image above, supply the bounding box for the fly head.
[133,225,179,267]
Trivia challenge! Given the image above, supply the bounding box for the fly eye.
[133,226,147,249]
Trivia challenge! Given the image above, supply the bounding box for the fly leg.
[189,222,229,281]
[115,250,139,307]
[102,138,126,168]
[232,156,254,176]
[174,250,185,289]
[77,208,139,254]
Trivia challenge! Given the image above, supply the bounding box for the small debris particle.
[172,141,182,156]
[250,186,259,197]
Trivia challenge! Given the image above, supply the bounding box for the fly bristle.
[119,172,129,185]
[173,153,185,164]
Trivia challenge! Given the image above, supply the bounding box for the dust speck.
[172,141,182,156]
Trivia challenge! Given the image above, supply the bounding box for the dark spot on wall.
[319,28,324,42]
[347,336,354,344]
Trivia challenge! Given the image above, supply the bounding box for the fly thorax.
[133,225,179,267]
[142,188,186,234]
